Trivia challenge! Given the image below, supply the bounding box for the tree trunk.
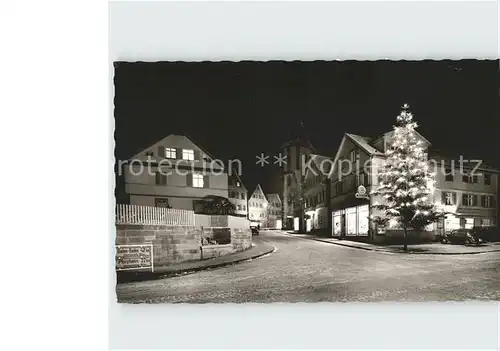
[403,227,408,252]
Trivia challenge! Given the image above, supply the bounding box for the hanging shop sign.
[355,185,370,199]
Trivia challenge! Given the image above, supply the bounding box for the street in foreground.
[116,231,500,303]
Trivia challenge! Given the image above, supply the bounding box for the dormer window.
[165,148,176,159]
[182,149,194,161]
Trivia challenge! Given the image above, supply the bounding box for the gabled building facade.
[329,131,432,240]
[228,174,248,217]
[248,184,268,225]
[265,193,282,229]
[430,154,498,234]
[123,134,228,210]
[303,154,332,233]
[329,131,499,242]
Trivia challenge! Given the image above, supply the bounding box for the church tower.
[281,120,315,231]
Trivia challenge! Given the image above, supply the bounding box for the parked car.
[441,229,483,245]
[471,226,498,243]
[250,221,260,236]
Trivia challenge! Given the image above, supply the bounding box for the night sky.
[114,60,499,194]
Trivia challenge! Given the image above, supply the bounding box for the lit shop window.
[333,214,342,236]
[346,207,357,235]
[482,218,492,227]
[358,205,369,234]
[464,218,474,229]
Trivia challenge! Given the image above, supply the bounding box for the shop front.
[332,204,370,237]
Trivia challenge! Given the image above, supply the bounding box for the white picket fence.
[116,204,195,226]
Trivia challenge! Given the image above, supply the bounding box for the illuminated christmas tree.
[371,104,442,251]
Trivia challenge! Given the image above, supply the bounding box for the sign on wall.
[116,244,154,272]
[355,185,370,199]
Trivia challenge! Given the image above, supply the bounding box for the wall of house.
[130,134,223,169]
[248,186,269,223]
[124,134,229,210]
[435,168,498,193]
[228,184,248,217]
[265,194,282,228]
[305,206,328,231]
[129,195,199,210]
[330,138,372,187]
[124,164,229,210]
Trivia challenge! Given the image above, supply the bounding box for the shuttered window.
[165,148,176,159]
[155,172,167,185]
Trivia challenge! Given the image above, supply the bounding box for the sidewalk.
[284,231,500,255]
[117,237,275,283]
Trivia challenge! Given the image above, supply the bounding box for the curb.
[117,242,276,283]
[282,232,500,255]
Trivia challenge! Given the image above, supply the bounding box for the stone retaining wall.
[116,224,252,267]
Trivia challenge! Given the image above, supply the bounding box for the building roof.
[345,133,384,156]
[228,172,247,190]
[129,133,219,162]
[250,184,268,202]
[266,193,281,204]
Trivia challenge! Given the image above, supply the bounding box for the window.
[165,148,176,159]
[462,174,478,184]
[445,168,454,182]
[358,205,369,235]
[445,192,453,205]
[192,173,204,188]
[346,208,357,235]
[357,172,369,186]
[155,172,167,185]
[236,181,240,187]
[464,218,474,229]
[333,214,342,235]
[482,218,492,227]
[336,181,343,194]
[182,149,194,160]
[155,198,169,208]
[243,205,246,211]
[241,193,245,200]
[350,150,357,163]
[145,151,154,158]
[237,205,242,210]
[259,203,263,208]
[484,174,491,185]
[482,195,492,208]
[462,194,476,206]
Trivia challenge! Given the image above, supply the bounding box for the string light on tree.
[371,103,443,251]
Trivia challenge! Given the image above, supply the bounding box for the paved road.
[116,231,500,303]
